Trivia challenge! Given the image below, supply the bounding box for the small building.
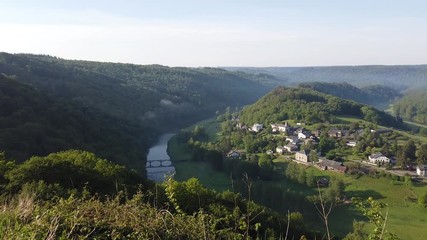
[346,141,357,147]
[318,159,347,173]
[266,150,274,155]
[286,136,300,144]
[227,150,241,158]
[368,152,390,164]
[295,150,310,162]
[284,143,298,152]
[416,165,427,177]
[298,132,309,139]
[328,129,347,138]
[311,130,321,137]
[252,123,263,132]
[271,123,289,133]
[276,146,286,154]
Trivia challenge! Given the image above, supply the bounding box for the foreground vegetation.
[0,150,322,239]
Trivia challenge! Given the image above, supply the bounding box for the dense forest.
[0,74,151,172]
[0,52,276,171]
[298,82,400,110]
[393,90,427,124]
[224,65,427,90]
[239,87,402,127]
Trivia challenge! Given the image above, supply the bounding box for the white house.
[252,123,263,132]
[346,141,357,147]
[368,152,390,164]
[298,132,309,139]
[416,165,427,177]
[276,146,286,154]
[295,150,310,162]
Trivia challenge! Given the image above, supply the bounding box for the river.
[146,133,176,182]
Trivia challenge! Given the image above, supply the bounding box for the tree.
[353,197,398,240]
[418,191,427,208]
[309,150,319,163]
[417,144,427,165]
[403,140,416,163]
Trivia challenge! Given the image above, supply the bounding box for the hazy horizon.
[1,0,427,67]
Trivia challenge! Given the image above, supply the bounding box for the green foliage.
[299,82,400,109]
[2,150,144,196]
[353,197,399,240]
[394,90,427,124]
[416,144,427,165]
[418,191,427,208]
[239,87,401,127]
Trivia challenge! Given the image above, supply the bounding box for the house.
[328,129,347,138]
[284,143,298,152]
[252,123,263,132]
[266,150,274,155]
[286,136,300,144]
[311,130,321,137]
[271,123,289,133]
[295,150,310,162]
[346,141,357,147]
[276,146,286,154]
[227,150,241,158]
[298,132,310,139]
[368,152,390,164]
[416,165,427,177]
[371,129,393,135]
[318,159,347,173]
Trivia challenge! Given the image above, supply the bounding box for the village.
[229,118,427,180]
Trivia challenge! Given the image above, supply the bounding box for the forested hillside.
[394,90,427,124]
[0,74,150,171]
[298,82,400,109]
[0,52,275,171]
[239,86,402,127]
[224,65,427,90]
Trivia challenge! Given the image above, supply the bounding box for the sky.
[1,0,426,67]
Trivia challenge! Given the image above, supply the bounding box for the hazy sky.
[1,0,426,67]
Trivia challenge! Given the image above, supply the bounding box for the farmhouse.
[318,159,347,173]
[416,165,427,177]
[368,152,390,164]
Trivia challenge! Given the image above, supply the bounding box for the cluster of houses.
[233,119,427,178]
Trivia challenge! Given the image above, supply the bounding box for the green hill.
[239,86,402,127]
[394,90,427,124]
[298,82,400,110]
[0,74,151,172]
[224,65,427,90]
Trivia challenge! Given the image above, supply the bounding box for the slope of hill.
[239,86,402,127]
[394,90,427,124]
[0,74,151,172]
[298,82,400,110]
[0,52,277,172]
[224,65,427,90]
